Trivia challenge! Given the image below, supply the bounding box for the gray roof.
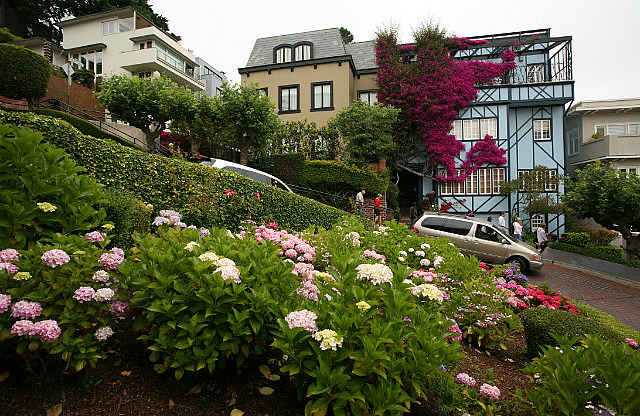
[244,28,376,71]
[345,41,377,70]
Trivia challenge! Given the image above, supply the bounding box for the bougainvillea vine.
[375,28,516,182]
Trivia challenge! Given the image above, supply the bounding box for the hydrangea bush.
[0,234,127,373]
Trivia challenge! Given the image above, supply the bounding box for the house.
[195,57,227,97]
[565,98,640,176]
[10,37,67,68]
[239,28,378,126]
[240,28,574,235]
[56,7,205,93]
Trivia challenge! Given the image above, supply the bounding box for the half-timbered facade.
[422,29,574,235]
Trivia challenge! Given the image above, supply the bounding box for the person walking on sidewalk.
[513,217,523,241]
[498,211,509,234]
[374,194,382,225]
[536,222,549,253]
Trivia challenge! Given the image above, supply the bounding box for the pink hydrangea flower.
[0,262,18,274]
[479,383,501,399]
[109,299,129,316]
[455,372,476,387]
[73,286,95,303]
[11,320,35,337]
[626,338,639,348]
[285,310,318,333]
[98,247,124,270]
[33,319,61,342]
[0,248,21,262]
[0,293,12,313]
[41,249,70,268]
[94,326,114,341]
[85,231,105,243]
[11,300,42,319]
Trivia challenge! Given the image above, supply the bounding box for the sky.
[150,0,640,104]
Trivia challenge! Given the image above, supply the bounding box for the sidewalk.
[526,249,640,332]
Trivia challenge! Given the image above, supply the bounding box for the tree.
[96,75,193,151]
[0,43,52,109]
[71,67,95,89]
[564,161,640,259]
[329,100,400,163]
[339,27,353,44]
[169,94,222,157]
[216,83,280,165]
[273,120,324,159]
[499,165,565,228]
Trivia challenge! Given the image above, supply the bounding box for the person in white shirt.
[355,190,365,217]
[536,222,549,253]
[498,211,508,234]
[513,217,523,241]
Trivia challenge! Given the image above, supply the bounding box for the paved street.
[526,263,640,332]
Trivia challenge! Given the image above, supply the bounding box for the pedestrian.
[498,211,509,234]
[513,217,522,241]
[356,189,365,217]
[409,201,419,229]
[374,194,382,225]
[467,210,474,217]
[536,222,549,253]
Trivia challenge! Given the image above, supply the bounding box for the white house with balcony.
[56,7,205,93]
[566,98,640,176]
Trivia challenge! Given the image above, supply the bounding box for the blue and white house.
[421,29,574,236]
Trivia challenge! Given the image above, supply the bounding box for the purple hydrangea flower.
[0,248,21,262]
[94,326,114,341]
[11,320,35,336]
[33,319,61,342]
[0,262,18,274]
[85,231,105,243]
[109,299,129,316]
[73,286,95,303]
[98,248,124,270]
[0,294,12,313]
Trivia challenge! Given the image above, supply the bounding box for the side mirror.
[501,239,508,244]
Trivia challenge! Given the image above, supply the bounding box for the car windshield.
[474,224,515,243]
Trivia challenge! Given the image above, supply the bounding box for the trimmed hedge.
[522,303,640,360]
[99,188,152,248]
[0,109,349,231]
[549,242,625,263]
[271,153,305,184]
[0,43,52,107]
[298,160,388,195]
[564,232,591,247]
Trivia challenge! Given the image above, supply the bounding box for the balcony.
[569,134,640,167]
[119,48,205,92]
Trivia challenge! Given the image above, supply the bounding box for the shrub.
[98,189,152,249]
[71,68,95,89]
[0,124,106,249]
[0,110,348,231]
[120,223,298,380]
[549,242,625,263]
[0,234,127,373]
[521,305,640,360]
[298,160,388,197]
[0,27,21,43]
[0,44,52,109]
[271,153,305,184]
[524,334,640,415]
[564,232,591,247]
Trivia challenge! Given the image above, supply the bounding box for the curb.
[548,259,640,291]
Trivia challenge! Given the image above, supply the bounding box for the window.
[87,51,94,73]
[279,85,299,113]
[454,118,497,140]
[102,20,116,35]
[441,219,473,236]
[72,50,102,75]
[440,170,453,195]
[95,50,102,74]
[358,90,378,105]
[595,125,606,136]
[630,168,638,175]
[465,170,478,194]
[608,124,627,135]
[475,225,500,242]
[118,17,134,33]
[294,44,311,61]
[140,42,145,49]
[630,124,639,134]
[533,119,551,140]
[527,64,545,83]
[138,71,152,79]
[259,87,268,96]
[478,168,491,194]
[530,214,544,232]
[80,52,86,69]
[275,46,292,63]
[311,82,333,111]
[568,128,579,155]
[492,168,505,194]
[518,169,558,192]
[420,216,447,231]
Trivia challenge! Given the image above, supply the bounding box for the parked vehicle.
[200,158,293,192]
[414,212,543,272]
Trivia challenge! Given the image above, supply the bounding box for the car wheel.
[506,256,529,273]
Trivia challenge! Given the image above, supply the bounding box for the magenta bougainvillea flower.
[375,32,516,182]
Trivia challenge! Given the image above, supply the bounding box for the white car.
[200,158,293,192]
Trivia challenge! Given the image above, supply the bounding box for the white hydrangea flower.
[410,284,444,302]
[314,329,343,351]
[355,263,393,285]
[184,241,200,252]
[199,252,220,262]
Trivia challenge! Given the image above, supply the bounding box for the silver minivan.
[414,212,543,272]
[201,158,293,192]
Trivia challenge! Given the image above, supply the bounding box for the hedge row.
[0,110,349,231]
[549,241,628,264]
[522,302,640,360]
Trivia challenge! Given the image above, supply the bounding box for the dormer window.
[275,46,292,63]
[294,43,311,61]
